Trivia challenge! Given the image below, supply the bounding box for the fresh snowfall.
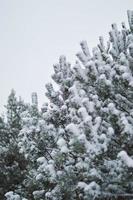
[0,11,133,200]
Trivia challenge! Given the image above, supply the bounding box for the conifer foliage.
[0,11,133,200]
[0,90,28,199]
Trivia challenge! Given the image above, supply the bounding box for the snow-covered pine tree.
[16,93,59,199]
[30,56,75,200]
[6,89,22,134]
[32,11,133,200]
[0,90,28,199]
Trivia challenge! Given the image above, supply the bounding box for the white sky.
[0,0,132,112]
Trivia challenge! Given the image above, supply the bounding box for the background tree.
[0,90,28,199]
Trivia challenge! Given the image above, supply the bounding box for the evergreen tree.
[32,11,133,200]
[3,11,133,200]
[6,89,21,130]
[0,90,28,199]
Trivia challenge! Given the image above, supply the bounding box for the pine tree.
[6,89,21,130]
[0,90,28,199]
[32,11,133,200]
[3,11,133,200]
[17,93,58,199]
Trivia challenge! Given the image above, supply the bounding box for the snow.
[37,157,47,164]
[80,40,91,57]
[129,80,133,86]
[88,101,95,113]
[84,181,100,195]
[93,116,101,134]
[107,127,114,137]
[120,113,133,135]
[36,173,44,181]
[76,52,88,65]
[57,137,69,153]
[118,151,133,168]
[119,65,128,73]
[60,145,69,153]
[122,72,132,81]
[33,190,45,199]
[78,181,100,196]
[78,181,87,189]
[57,137,66,147]
[5,192,21,200]
[89,168,101,179]
[66,123,80,136]
[78,107,88,120]
[128,43,133,50]
[2,11,133,200]
[108,103,119,115]
[78,133,86,142]
[73,63,88,82]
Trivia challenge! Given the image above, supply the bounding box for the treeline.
[0,11,133,200]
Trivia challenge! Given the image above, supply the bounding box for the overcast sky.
[0,0,132,112]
